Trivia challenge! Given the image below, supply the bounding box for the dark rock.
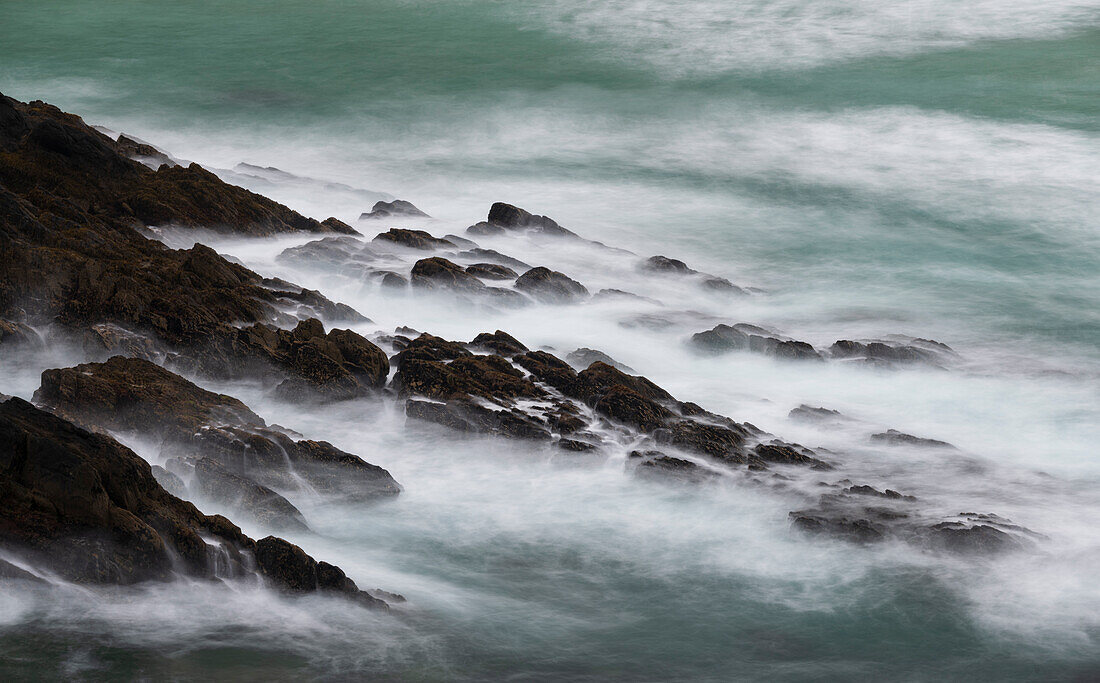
[788,405,847,423]
[556,438,598,452]
[0,558,45,583]
[0,318,44,348]
[115,134,176,168]
[380,272,408,289]
[593,386,674,433]
[701,276,745,294]
[469,330,529,356]
[193,457,310,532]
[565,348,635,374]
[923,523,1021,554]
[844,485,916,501]
[486,202,578,238]
[254,537,387,607]
[829,340,945,366]
[34,356,400,499]
[465,263,518,280]
[372,228,453,250]
[443,234,478,249]
[466,221,505,237]
[392,333,472,367]
[514,267,589,303]
[359,199,429,220]
[634,455,719,484]
[455,248,531,270]
[690,324,749,354]
[410,257,484,292]
[642,255,696,274]
[753,443,832,469]
[790,512,886,544]
[150,465,187,498]
[871,429,956,450]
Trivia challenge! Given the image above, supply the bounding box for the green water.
[1,0,1099,679]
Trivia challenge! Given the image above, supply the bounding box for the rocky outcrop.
[480,202,578,238]
[359,199,429,220]
[871,429,956,450]
[32,356,401,502]
[410,257,485,292]
[0,397,389,604]
[828,339,954,367]
[372,228,453,250]
[641,255,696,274]
[689,323,823,361]
[514,267,589,303]
[565,348,635,374]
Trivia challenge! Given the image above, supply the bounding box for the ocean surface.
[1,0,1099,680]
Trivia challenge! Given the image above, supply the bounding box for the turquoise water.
[2,1,1099,679]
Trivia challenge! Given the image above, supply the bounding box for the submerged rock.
[372,228,453,250]
[871,429,956,450]
[565,348,636,374]
[514,267,589,303]
[359,199,429,220]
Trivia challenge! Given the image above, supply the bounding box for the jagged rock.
[372,228,453,250]
[456,248,531,270]
[253,536,387,608]
[277,236,373,267]
[701,276,745,294]
[829,339,949,367]
[565,348,635,374]
[150,464,187,498]
[465,263,518,280]
[0,396,257,584]
[593,386,673,432]
[484,202,578,238]
[514,267,589,303]
[359,199,429,220]
[469,330,528,356]
[788,405,847,423]
[642,255,696,274]
[82,323,161,361]
[410,257,484,291]
[790,513,886,544]
[235,319,390,400]
[115,134,176,168]
[0,318,43,348]
[466,221,505,237]
[33,356,401,500]
[392,333,472,367]
[689,324,822,361]
[844,485,916,501]
[871,429,956,449]
[193,457,309,532]
[753,443,832,469]
[631,452,719,483]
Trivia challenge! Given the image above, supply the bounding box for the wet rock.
[789,512,886,544]
[690,324,749,354]
[871,429,956,450]
[633,453,719,484]
[277,236,373,268]
[565,348,636,374]
[844,485,916,501]
[556,438,599,452]
[372,228,453,250]
[0,558,45,584]
[469,330,529,356]
[150,465,187,498]
[514,350,579,393]
[393,354,543,402]
[642,255,696,274]
[593,386,674,433]
[788,405,847,423]
[359,199,429,220]
[405,398,551,441]
[443,234,478,249]
[392,333,472,367]
[829,339,947,367]
[380,272,408,289]
[456,248,531,271]
[235,319,390,400]
[0,318,43,348]
[465,221,505,237]
[465,263,518,280]
[253,537,388,608]
[514,267,589,303]
[33,356,401,500]
[116,134,176,168]
[753,443,832,469]
[0,396,260,584]
[701,276,745,294]
[193,457,309,532]
[410,257,485,292]
[485,202,578,238]
[923,523,1021,554]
